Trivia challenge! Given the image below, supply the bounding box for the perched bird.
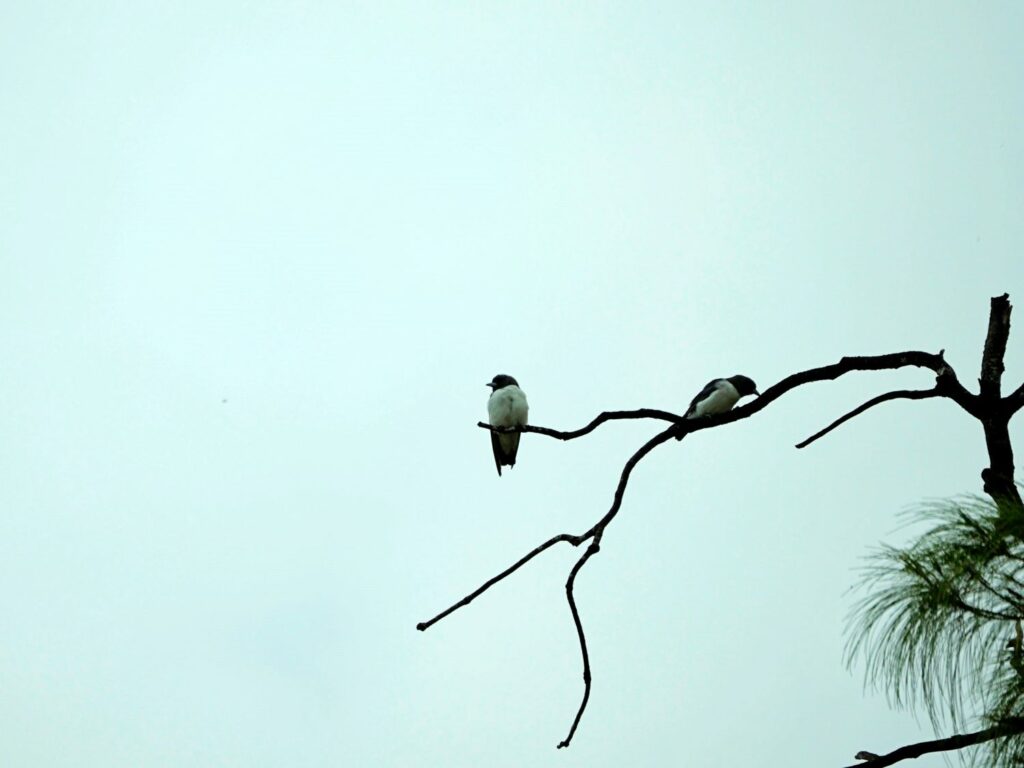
[685,375,759,419]
[487,374,529,476]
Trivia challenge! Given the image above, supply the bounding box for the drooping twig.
[795,388,942,449]
[843,722,1024,768]
[557,539,600,749]
[554,426,678,748]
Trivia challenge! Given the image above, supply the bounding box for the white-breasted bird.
[685,374,759,419]
[487,374,529,476]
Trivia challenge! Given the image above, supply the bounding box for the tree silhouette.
[418,294,1024,762]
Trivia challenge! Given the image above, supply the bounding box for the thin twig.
[795,388,942,449]
[554,427,677,746]
[416,533,580,631]
[419,425,679,746]
[417,427,679,634]
[557,538,601,749]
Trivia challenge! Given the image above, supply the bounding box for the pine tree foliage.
[848,493,1024,765]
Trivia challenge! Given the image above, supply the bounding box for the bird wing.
[490,431,504,476]
[686,379,722,417]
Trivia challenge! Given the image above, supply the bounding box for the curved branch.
[477,408,682,442]
[554,426,677,746]
[670,350,978,442]
[758,351,974,417]
[416,533,579,631]
[580,426,679,538]
[796,388,942,449]
[844,723,1024,768]
[557,539,601,749]
[480,351,980,447]
[418,427,679,635]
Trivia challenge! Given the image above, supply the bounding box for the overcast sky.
[3,2,1024,766]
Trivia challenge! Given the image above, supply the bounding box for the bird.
[685,374,759,419]
[486,374,529,476]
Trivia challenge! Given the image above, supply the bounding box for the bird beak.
[753,388,761,396]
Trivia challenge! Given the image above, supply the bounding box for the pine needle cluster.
[847,493,1024,765]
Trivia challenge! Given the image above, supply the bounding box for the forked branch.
[419,426,676,747]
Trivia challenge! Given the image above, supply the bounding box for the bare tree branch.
[435,349,983,747]
[418,426,678,745]
[671,350,978,442]
[746,351,976,418]
[575,427,678,539]
[554,426,678,747]
[416,532,580,631]
[476,408,682,442]
[557,539,600,749]
[420,295,1022,755]
[843,723,1024,768]
[795,388,943,449]
[479,350,978,448]
[418,427,678,632]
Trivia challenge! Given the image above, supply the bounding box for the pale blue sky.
[2,2,1023,766]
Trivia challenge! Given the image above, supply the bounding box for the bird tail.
[491,431,521,475]
[500,432,520,467]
